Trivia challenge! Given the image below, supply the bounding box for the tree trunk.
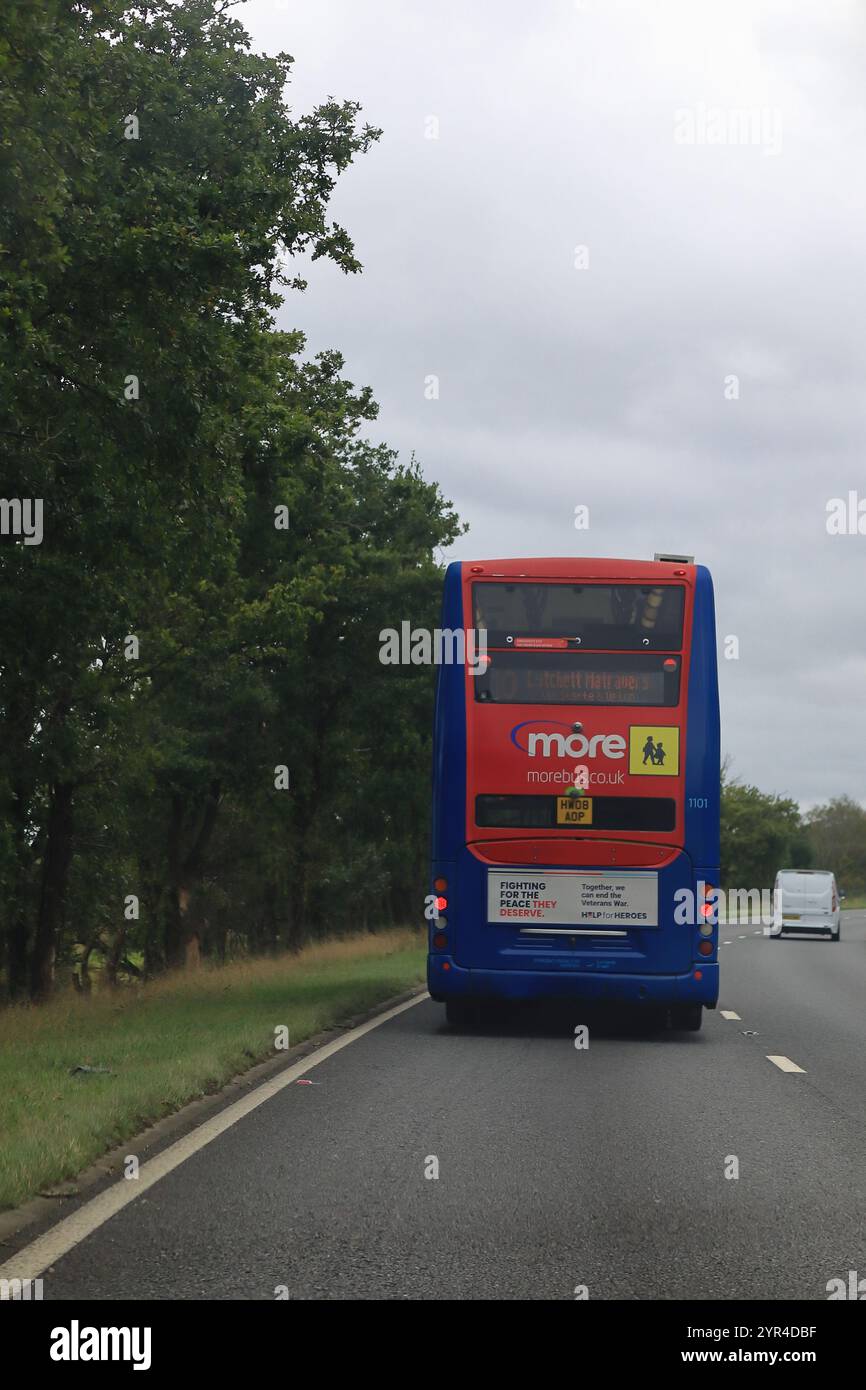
[30,780,74,1001]
[164,781,221,969]
[7,783,33,1000]
[137,852,162,977]
[7,908,30,1002]
[104,923,126,988]
[77,939,95,995]
[293,701,331,941]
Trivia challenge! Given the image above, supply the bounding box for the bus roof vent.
[654,552,694,564]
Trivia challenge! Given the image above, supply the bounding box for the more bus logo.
[510,721,626,760]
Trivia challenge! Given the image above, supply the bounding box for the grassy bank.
[0,929,425,1212]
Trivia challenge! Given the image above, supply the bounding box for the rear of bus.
[428,557,721,1029]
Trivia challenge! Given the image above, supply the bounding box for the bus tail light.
[700,881,717,927]
[431,874,450,948]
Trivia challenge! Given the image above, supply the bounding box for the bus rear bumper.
[428,956,718,1007]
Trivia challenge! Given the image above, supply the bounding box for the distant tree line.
[721,769,866,895]
[0,1,461,1000]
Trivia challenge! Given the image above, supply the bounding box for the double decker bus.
[428,556,720,1030]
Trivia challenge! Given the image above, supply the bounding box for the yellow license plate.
[557,796,593,825]
[786,913,800,920]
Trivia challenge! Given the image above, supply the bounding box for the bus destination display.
[479,661,668,705]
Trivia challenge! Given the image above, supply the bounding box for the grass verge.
[0,928,425,1212]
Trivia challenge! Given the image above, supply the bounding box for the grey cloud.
[245,0,866,804]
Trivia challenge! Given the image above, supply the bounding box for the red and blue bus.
[428,556,720,1030]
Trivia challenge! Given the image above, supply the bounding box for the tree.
[0,1,412,997]
[804,796,866,894]
[720,769,810,889]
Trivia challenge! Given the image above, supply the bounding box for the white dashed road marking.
[767,1055,806,1074]
[720,1010,741,1020]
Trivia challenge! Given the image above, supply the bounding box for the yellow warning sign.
[629,726,679,776]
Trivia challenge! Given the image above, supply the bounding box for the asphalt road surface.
[16,912,866,1300]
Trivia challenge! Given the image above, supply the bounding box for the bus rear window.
[473,582,684,650]
[474,652,680,706]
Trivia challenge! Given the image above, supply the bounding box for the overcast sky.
[243,0,866,808]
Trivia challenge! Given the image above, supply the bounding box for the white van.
[770,869,842,940]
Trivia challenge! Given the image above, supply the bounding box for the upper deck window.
[472,582,685,651]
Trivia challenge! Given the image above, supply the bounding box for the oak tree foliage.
[0,1,461,997]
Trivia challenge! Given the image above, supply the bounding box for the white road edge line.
[0,991,429,1283]
[720,1010,741,1020]
[767,1054,806,1074]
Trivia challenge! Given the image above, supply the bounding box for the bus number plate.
[557,796,593,825]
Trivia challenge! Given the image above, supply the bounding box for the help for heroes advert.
[486,871,659,927]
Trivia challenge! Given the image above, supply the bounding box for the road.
[12,912,866,1300]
